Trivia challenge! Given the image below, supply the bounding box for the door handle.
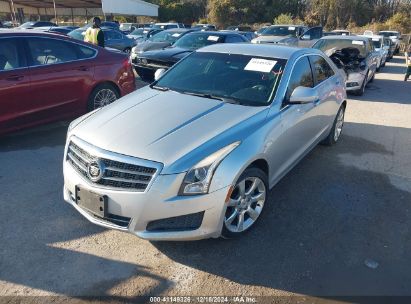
[6,75,24,81]
[76,66,90,71]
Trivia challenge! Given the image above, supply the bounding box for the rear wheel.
[322,104,345,146]
[87,83,119,111]
[222,167,268,239]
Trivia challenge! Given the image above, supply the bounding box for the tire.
[352,76,366,96]
[321,104,346,146]
[369,72,375,83]
[221,167,268,239]
[87,83,119,111]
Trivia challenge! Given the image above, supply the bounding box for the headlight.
[179,142,240,196]
[68,108,101,133]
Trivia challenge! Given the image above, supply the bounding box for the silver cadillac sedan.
[63,44,346,241]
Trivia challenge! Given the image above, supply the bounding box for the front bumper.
[345,72,366,92]
[63,160,230,241]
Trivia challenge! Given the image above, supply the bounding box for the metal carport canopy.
[8,0,159,16]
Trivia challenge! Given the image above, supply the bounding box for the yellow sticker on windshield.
[245,58,278,73]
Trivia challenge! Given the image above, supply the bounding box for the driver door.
[267,56,323,185]
[298,26,323,48]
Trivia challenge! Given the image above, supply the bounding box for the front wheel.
[222,167,268,239]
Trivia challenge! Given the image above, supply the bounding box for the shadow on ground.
[153,122,411,297]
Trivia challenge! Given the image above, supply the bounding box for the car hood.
[134,41,172,53]
[71,87,267,174]
[141,47,193,62]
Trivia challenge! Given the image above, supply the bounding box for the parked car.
[379,31,401,54]
[383,37,396,60]
[252,25,323,47]
[134,31,249,81]
[127,27,163,43]
[313,35,378,96]
[192,24,216,31]
[331,30,351,36]
[63,43,346,241]
[0,30,135,136]
[226,25,253,32]
[255,25,270,36]
[68,28,137,54]
[362,35,388,70]
[153,23,183,30]
[35,26,79,35]
[131,29,194,61]
[18,21,57,29]
[220,30,256,41]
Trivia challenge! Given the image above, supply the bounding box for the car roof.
[188,31,242,37]
[319,35,368,41]
[163,28,191,33]
[197,43,321,60]
[361,34,383,39]
[0,29,67,37]
[267,24,304,27]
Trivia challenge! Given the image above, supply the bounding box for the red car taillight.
[122,57,132,71]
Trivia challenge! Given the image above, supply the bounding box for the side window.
[310,55,334,85]
[166,25,178,29]
[27,38,79,66]
[76,45,97,59]
[0,38,24,71]
[225,35,245,43]
[286,57,314,101]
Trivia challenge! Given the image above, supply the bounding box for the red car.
[0,30,136,136]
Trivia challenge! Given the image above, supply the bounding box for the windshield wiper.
[182,91,243,105]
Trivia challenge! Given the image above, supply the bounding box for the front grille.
[89,212,131,228]
[66,140,159,192]
[146,212,205,232]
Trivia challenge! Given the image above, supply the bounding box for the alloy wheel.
[334,108,345,142]
[94,89,117,109]
[225,177,266,233]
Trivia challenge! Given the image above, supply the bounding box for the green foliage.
[144,0,411,33]
[273,13,293,25]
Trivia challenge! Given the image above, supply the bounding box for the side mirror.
[289,86,319,104]
[301,34,311,40]
[154,68,166,81]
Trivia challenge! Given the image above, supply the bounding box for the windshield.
[173,33,224,50]
[313,39,367,57]
[372,39,382,48]
[20,22,35,28]
[154,52,286,106]
[261,26,298,37]
[379,32,399,38]
[149,30,183,43]
[68,29,85,41]
[120,24,131,31]
[130,28,146,36]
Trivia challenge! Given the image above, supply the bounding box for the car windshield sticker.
[288,26,296,30]
[245,58,278,73]
[207,35,220,41]
[352,40,364,45]
[172,33,181,37]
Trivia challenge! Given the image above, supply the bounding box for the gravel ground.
[0,56,410,301]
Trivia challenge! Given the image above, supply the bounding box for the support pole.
[52,0,57,24]
[71,8,74,26]
[9,0,17,26]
